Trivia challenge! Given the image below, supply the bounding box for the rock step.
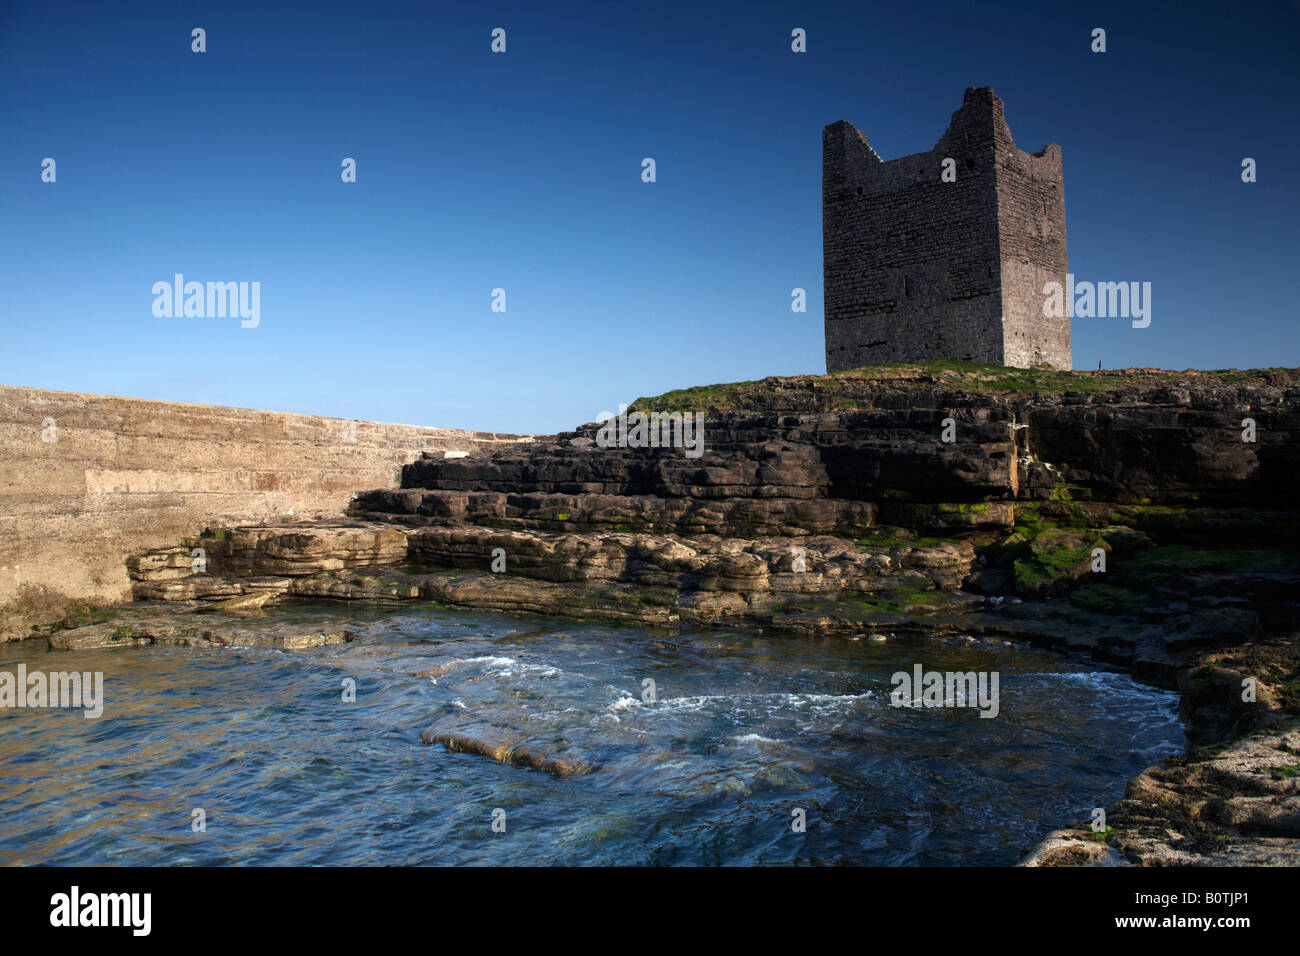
[401,395,1300,506]
[403,525,974,593]
[128,521,979,600]
[351,488,1015,536]
[353,488,879,536]
[198,521,407,577]
[46,606,353,651]
[401,413,1018,501]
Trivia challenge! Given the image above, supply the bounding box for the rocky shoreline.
[5,363,1298,865]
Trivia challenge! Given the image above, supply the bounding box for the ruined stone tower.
[822,87,1070,372]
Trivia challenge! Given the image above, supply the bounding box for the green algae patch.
[1015,500,1090,532]
[854,535,947,550]
[1013,528,1110,598]
[842,585,952,615]
[1069,582,1148,615]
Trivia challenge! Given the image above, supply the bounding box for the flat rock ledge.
[42,605,353,652]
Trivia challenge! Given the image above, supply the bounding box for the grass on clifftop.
[630,361,1298,414]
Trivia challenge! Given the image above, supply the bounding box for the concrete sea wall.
[0,385,532,604]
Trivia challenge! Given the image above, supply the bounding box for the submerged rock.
[420,718,596,776]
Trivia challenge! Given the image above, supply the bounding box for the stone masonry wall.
[823,87,1070,372]
[995,121,1070,368]
[0,385,532,604]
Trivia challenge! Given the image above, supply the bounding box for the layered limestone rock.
[595,365,1300,506]
[122,519,978,631]
[399,411,1018,502]
[112,366,1298,663]
[40,364,1300,864]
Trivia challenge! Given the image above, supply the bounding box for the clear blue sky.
[2,0,1297,433]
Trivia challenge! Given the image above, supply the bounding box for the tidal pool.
[0,605,1183,865]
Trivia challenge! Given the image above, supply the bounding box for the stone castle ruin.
[823,87,1070,372]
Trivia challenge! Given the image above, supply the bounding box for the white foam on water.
[622,690,876,716]
[1016,672,1181,713]
[459,654,518,668]
[730,733,782,745]
[1024,671,1171,698]
[453,655,562,678]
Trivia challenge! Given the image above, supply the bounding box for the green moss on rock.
[1069,582,1147,615]
[1013,528,1110,598]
